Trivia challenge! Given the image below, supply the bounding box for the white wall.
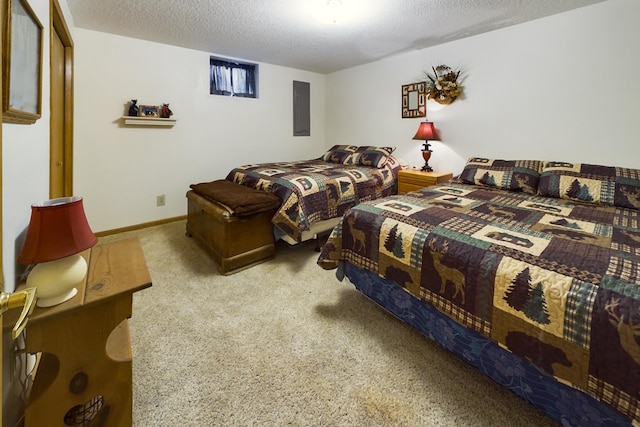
[2,0,53,291]
[1,1,68,424]
[73,30,326,233]
[326,0,640,176]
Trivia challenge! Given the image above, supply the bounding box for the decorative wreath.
[424,65,463,105]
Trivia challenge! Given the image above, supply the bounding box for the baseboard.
[95,215,186,237]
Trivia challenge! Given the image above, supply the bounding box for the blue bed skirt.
[342,261,631,427]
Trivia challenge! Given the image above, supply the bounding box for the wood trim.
[0,1,4,421]
[94,215,187,237]
[51,0,72,46]
[1,0,43,124]
[49,0,74,197]
[0,0,4,292]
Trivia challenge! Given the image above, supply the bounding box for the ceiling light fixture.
[326,0,343,24]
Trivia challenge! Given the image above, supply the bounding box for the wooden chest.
[186,190,276,274]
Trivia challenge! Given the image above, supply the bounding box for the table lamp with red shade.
[412,121,440,172]
[17,197,97,307]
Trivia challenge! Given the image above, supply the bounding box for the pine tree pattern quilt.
[226,157,404,242]
[318,182,640,423]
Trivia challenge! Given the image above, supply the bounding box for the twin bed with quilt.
[186,145,404,273]
[225,145,403,243]
[318,157,640,426]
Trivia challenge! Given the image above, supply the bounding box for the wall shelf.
[121,116,176,126]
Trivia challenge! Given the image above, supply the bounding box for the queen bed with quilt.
[318,157,640,426]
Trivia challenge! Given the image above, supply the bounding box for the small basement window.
[210,57,258,98]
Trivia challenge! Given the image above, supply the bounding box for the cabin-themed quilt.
[226,157,403,242]
[318,182,640,423]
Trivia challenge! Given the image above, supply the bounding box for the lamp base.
[26,254,87,308]
[421,150,433,172]
[36,287,78,308]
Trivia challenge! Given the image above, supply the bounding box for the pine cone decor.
[424,65,463,105]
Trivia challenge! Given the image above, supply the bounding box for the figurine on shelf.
[128,99,139,116]
[160,103,173,119]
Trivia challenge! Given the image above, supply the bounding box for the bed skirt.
[342,261,631,427]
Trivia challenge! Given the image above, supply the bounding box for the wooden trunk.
[186,191,276,274]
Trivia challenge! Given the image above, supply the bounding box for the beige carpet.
[100,220,558,426]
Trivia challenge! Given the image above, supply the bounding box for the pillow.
[321,145,358,164]
[538,161,640,209]
[343,146,396,168]
[615,167,640,210]
[459,157,542,194]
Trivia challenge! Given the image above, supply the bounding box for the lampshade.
[412,121,440,141]
[17,196,97,265]
[17,197,97,307]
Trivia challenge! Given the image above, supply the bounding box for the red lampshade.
[412,121,440,141]
[17,197,97,265]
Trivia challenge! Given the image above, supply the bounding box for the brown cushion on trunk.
[190,180,280,217]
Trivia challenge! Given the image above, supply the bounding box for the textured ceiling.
[66,0,606,74]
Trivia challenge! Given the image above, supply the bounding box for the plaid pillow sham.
[459,157,542,194]
[538,161,640,209]
[321,145,396,168]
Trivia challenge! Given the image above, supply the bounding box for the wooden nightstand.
[4,238,151,427]
[398,170,453,194]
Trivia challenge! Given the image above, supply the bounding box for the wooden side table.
[398,170,453,194]
[5,238,151,427]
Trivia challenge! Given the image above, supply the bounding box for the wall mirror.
[401,82,426,118]
[2,0,43,124]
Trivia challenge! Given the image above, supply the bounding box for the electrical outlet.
[156,194,165,206]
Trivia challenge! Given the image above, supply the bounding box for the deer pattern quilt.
[317,182,640,423]
[226,157,404,242]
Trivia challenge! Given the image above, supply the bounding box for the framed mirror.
[2,0,43,124]
[402,82,426,118]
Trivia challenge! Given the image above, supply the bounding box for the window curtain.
[210,59,255,97]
